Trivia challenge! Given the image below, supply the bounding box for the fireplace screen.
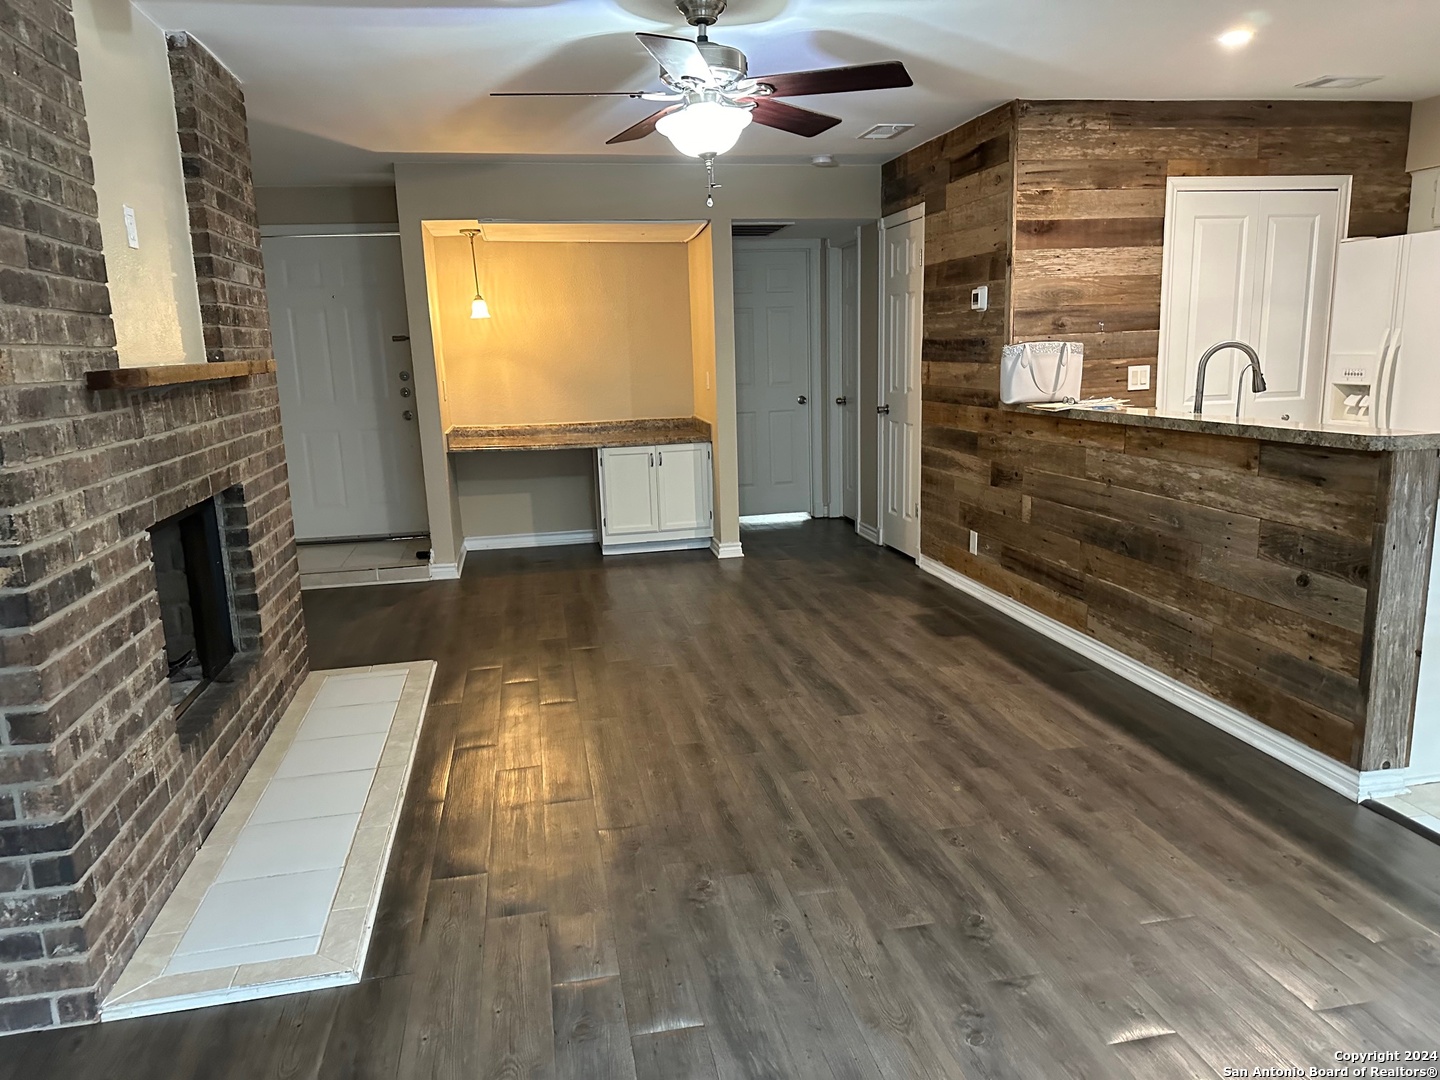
[149,499,236,712]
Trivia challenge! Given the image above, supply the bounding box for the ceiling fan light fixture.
[656,94,754,157]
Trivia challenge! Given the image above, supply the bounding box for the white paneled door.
[263,234,427,541]
[880,209,923,558]
[734,245,814,516]
[1161,184,1342,425]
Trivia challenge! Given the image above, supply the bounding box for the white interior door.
[734,245,814,516]
[599,446,660,536]
[880,211,923,557]
[1160,184,1342,425]
[1389,231,1440,431]
[264,233,427,541]
[840,241,860,522]
[655,444,711,532]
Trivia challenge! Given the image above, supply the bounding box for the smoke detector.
[858,123,914,140]
[811,154,838,168]
[1295,75,1383,90]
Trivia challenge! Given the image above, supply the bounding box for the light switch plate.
[1127,364,1151,391]
[122,205,139,248]
[968,529,979,555]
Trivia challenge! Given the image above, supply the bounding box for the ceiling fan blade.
[606,105,683,145]
[746,99,842,138]
[750,61,913,98]
[636,33,713,84]
[493,91,654,98]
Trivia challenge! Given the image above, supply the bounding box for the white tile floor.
[297,539,430,589]
[1375,781,1440,836]
[102,661,436,1021]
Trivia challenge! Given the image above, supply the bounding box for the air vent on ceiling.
[858,123,915,140]
[732,221,794,238]
[1296,75,1383,90]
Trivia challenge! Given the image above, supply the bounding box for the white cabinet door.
[655,444,711,532]
[1247,190,1340,424]
[1161,190,1258,414]
[599,446,659,537]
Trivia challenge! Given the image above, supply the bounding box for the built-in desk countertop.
[1024,406,1440,451]
[446,417,712,453]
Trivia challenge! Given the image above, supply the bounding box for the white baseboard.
[429,562,460,581]
[916,554,1412,803]
[711,538,745,559]
[856,521,880,545]
[464,529,600,553]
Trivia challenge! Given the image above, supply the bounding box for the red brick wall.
[0,9,307,1031]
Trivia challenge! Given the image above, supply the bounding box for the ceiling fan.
[492,0,914,202]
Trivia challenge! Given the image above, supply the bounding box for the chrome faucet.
[1194,340,1266,416]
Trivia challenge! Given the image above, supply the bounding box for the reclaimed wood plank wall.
[882,100,1421,767]
[1011,100,1413,404]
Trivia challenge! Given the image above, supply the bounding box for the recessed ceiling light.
[1218,27,1255,48]
[1296,75,1383,89]
[858,123,914,141]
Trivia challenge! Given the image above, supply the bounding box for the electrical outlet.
[122,205,139,248]
[970,285,988,312]
[968,529,979,555]
[1127,364,1152,392]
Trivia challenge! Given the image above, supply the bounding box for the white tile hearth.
[101,661,435,1021]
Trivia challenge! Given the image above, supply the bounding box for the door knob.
[835,396,848,406]
[877,404,891,415]
[797,395,808,405]
[402,410,414,421]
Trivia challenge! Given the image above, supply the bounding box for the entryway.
[262,230,429,542]
[732,225,865,526]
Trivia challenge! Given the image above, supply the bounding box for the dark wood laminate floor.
[9,520,1440,1078]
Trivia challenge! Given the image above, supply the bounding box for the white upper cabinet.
[598,442,713,555]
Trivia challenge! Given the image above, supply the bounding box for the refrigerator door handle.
[1383,328,1402,429]
[1373,327,1393,428]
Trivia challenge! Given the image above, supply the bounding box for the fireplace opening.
[149,498,236,714]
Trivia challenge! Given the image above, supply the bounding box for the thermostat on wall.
[971,285,988,312]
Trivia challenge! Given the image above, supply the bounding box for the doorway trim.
[732,237,826,518]
[876,204,926,554]
[1156,174,1352,414]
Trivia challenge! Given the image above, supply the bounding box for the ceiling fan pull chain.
[703,152,721,207]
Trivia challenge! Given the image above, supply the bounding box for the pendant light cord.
[468,230,481,297]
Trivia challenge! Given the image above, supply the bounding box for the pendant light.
[461,229,491,319]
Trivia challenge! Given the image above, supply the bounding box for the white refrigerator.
[1325,230,1440,431]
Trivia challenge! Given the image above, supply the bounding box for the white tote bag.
[999,341,1084,405]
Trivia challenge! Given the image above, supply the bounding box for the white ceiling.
[136,0,1440,187]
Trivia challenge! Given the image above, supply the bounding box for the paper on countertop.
[1027,397,1131,411]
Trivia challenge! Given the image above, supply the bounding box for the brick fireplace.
[0,13,308,1031]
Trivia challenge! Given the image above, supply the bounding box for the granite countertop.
[446,416,712,452]
[1027,406,1440,451]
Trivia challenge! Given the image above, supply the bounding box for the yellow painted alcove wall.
[430,222,712,426]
